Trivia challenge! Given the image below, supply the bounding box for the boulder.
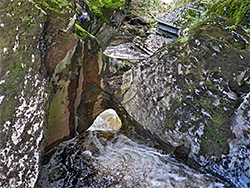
[104,16,250,186]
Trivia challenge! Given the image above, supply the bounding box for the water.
[37,131,226,187]
[37,110,226,187]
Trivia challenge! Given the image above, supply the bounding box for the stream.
[37,110,227,187]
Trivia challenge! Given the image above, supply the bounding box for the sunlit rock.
[88,109,122,131]
[0,0,130,187]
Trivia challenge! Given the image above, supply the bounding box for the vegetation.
[129,0,169,24]
[208,0,250,27]
[226,25,238,30]
[180,35,189,42]
[172,0,250,42]
[85,0,126,16]
[31,0,74,13]
[75,23,100,44]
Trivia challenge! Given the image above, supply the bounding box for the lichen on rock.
[0,1,48,187]
[105,15,250,171]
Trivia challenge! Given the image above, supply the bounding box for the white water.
[83,109,225,187]
[38,109,226,187]
[87,132,225,188]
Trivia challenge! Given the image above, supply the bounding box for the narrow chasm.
[38,0,250,187]
[1,0,250,188]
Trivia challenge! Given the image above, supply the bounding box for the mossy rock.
[208,0,250,27]
[85,0,126,16]
[32,0,74,14]
[161,16,250,157]
[75,23,99,44]
[83,0,126,24]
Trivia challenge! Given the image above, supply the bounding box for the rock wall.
[45,0,130,150]
[0,0,130,187]
[1,0,249,187]
[0,1,47,187]
[104,16,250,186]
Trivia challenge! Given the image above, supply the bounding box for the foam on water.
[38,109,226,187]
[87,132,225,188]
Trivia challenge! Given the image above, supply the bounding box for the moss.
[179,35,189,43]
[31,0,74,14]
[163,98,182,130]
[164,117,176,131]
[85,0,125,16]
[75,23,100,44]
[226,25,238,30]
[101,91,111,101]
[208,0,250,27]
[201,114,231,156]
[171,98,182,109]
[0,0,46,125]
[158,7,250,158]
[128,0,168,25]
[82,0,126,24]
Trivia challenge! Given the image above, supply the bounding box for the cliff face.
[0,0,129,187]
[0,1,48,187]
[45,0,129,149]
[1,0,249,187]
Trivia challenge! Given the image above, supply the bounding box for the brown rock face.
[45,32,79,76]
[45,40,81,149]
[42,5,80,150]
[44,0,131,150]
[76,40,105,133]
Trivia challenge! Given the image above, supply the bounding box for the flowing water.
[37,109,227,187]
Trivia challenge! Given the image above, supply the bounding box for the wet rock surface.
[37,130,227,188]
[45,0,130,149]
[0,0,130,187]
[0,1,48,187]
[1,0,250,187]
[104,34,173,60]
[104,16,250,187]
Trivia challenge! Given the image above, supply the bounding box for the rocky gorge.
[0,0,250,187]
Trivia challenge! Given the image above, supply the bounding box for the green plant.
[192,16,202,24]
[31,0,73,13]
[226,25,237,30]
[208,0,250,27]
[129,0,168,25]
[180,35,189,43]
[85,0,126,16]
[74,23,101,47]
[245,28,250,34]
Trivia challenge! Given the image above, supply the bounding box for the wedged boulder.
[45,0,131,149]
[73,0,131,135]
[105,16,250,186]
